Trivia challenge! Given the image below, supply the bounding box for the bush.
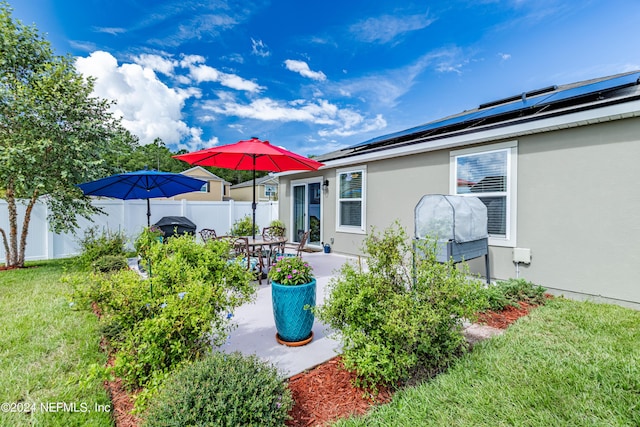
[483,278,547,311]
[230,215,259,236]
[71,234,256,394]
[134,226,165,261]
[92,254,128,273]
[143,352,292,427]
[76,226,127,271]
[316,223,487,389]
[268,219,286,236]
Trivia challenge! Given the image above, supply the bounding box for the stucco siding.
[508,119,640,304]
[174,180,223,201]
[279,117,640,305]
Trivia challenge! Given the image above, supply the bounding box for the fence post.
[228,199,235,232]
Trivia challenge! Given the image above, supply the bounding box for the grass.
[0,259,112,427]
[335,298,640,426]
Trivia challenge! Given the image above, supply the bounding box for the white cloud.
[187,63,264,92]
[180,54,206,67]
[330,47,470,109]
[350,12,435,44]
[318,114,387,137]
[284,60,327,81]
[202,95,386,137]
[499,52,512,61]
[75,51,205,148]
[94,27,126,35]
[134,53,178,75]
[69,40,97,52]
[251,38,271,57]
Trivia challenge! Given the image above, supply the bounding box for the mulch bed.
[102,301,541,427]
[92,303,141,427]
[0,265,39,271]
[476,301,537,329]
[286,357,392,427]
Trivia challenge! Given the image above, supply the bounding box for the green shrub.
[483,278,547,311]
[143,352,292,427]
[134,226,165,261]
[71,234,256,395]
[268,219,286,236]
[317,222,487,389]
[230,215,259,236]
[92,254,128,273]
[76,226,127,271]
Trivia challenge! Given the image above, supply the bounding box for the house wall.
[231,184,276,201]
[231,186,254,201]
[280,116,640,307]
[174,180,224,201]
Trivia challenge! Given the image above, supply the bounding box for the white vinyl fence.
[0,199,278,263]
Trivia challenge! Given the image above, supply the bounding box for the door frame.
[290,177,323,248]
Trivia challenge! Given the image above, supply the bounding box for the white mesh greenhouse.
[414,194,490,282]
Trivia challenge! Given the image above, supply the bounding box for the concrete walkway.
[222,251,355,377]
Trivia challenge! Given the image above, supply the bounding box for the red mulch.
[0,265,38,271]
[476,301,536,329]
[100,301,540,427]
[286,357,392,427]
[92,303,141,427]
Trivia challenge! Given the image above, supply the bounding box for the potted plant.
[268,256,316,346]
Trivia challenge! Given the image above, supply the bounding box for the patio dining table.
[244,236,287,275]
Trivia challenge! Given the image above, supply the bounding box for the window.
[200,182,208,192]
[264,184,277,198]
[451,141,517,246]
[336,167,366,233]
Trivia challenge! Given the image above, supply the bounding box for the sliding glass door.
[291,180,322,246]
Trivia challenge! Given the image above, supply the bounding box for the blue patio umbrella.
[77,170,206,226]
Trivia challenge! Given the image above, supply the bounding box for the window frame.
[264,184,277,198]
[335,166,367,234]
[450,141,517,247]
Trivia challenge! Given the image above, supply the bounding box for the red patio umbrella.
[173,137,323,238]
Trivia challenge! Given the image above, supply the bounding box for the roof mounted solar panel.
[532,72,640,107]
[347,71,640,151]
[478,85,558,109]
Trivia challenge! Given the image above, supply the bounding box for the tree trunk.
[18,190,39,267]
[0,227,10,267]
[5,181,19,267]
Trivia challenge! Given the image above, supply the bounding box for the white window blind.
[337,169,365,231]
[455,149,508,237]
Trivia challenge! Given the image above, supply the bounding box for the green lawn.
[335,298,640,426]
[0,259,112,427]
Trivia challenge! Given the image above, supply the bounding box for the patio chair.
[200,228,217,243]
[216,235,264,284]
[261,226,286,266]
[277,230,310,258]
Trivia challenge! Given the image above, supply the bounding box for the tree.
[0,3,136,267]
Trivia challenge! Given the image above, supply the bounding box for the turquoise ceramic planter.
[271,278,316,342]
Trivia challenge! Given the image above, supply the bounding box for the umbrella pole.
[147,199,151,227]
[252,155,257,240]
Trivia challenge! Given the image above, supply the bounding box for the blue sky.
[10,0,640,156]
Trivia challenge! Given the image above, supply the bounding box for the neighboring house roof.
[181,166,231,185]
[315,70,640,165]
[231,175,279,189]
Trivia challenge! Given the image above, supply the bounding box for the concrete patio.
[221,251,358,377]
[220,250,503,378]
